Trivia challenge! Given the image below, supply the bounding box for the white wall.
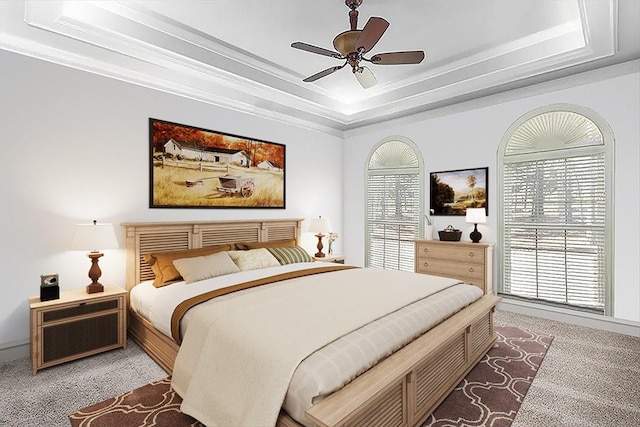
[343,61,640,324]
[0,51,343,352]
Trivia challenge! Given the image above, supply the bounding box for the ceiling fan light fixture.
[355,66,376,89]
[333,30,361,56]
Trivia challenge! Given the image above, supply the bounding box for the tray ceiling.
[1,0,638,136]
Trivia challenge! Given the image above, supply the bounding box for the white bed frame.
[122,218,500,427]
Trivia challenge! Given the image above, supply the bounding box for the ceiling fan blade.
[355,17,389,53]
[354,66,376,89]
[303,64,346,82]
[370,51,425,65]
[291,42,342,59]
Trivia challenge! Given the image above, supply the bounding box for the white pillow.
[172,251,240,284]
[227,248,281,271]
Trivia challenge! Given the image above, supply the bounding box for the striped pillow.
[267,246,313,265]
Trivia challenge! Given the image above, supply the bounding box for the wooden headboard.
[121,218,303,292]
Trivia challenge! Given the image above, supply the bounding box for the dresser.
[414,240,494,294]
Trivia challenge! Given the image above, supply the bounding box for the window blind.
[502,153,606,312]
[366,173,421,271]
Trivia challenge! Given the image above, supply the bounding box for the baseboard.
[498,298,640,337]
[0,340,29,362]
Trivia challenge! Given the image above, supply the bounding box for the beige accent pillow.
[143,244,233,287]
[234,239,297,250]
[227,248,281,271]
[172,252,240,284]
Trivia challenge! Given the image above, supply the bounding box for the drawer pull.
[468,252,475,257]
[423,248,429,253]
[469,267,475,273]
[423,262,428,267]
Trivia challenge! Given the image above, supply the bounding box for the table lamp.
[70,220,119,293]
[465,208,486,243]
[308,216,332,257]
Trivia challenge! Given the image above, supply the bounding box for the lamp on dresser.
[308,216,332,258]
[465,208,486,243]
[70,220,119,293]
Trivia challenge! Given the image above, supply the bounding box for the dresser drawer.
[416,258,485,282]
[416,244,485,264]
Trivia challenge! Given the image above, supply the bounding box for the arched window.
[498,104,614,315]
[366,137,424,271]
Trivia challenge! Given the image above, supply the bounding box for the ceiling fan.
[291,0,425,89]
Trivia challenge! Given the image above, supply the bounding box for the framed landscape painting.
[149,118,285,208]
[430,167,488,216]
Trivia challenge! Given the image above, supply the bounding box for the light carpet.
[1,310,638,426]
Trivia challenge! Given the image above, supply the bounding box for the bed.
[122,218,500,427]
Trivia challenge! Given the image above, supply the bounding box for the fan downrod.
[346,0,363,30]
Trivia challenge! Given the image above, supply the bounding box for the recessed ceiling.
[1,0,638,136]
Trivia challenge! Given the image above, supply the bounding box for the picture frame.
[430,167,488,216]
[40,273,59,287]
[149,118,285,208]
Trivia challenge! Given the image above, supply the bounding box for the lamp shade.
[70,221,119,252]
[308,217,332,234]
[466,208,486,224]
[355,66,376,89]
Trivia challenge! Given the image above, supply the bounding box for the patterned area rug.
[69,326,552,427]
[423,326,553,427]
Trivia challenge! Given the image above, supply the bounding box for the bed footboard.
[305,294,500,427]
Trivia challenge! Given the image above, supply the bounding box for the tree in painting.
[466,174,477,201]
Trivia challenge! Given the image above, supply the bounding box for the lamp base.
[86,251,105,294]
[315,233,325,258]
[470,224,482,243]
[86,283,104,294]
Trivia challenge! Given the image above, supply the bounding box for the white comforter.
[130,263,483,426]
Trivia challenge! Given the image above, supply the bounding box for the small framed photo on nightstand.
[40,274,60,301]
[40,274,58,287]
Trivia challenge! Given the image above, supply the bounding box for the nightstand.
[29,285,127,375]
[314,254,345,264]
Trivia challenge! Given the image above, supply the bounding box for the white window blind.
[366,139,423,271]
[367,173,421,271]
[499,106,613,315]
[502,154,606,312]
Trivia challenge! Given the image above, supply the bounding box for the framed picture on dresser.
[149,118,286,209]
[430,167,488,216]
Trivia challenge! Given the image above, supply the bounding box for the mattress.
[129,263,483,426]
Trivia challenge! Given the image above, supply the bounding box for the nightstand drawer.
[41,299,119,323]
